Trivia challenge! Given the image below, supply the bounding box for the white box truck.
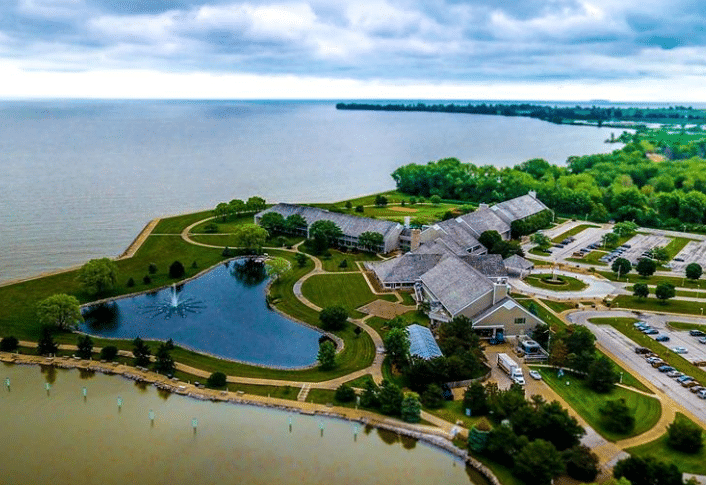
[497,353,525,385]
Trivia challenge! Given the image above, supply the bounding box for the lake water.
[0,99,622,283]
[0,364,483,485]
[81,260,321,367]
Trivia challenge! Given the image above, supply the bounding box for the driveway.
[509,269,622,300]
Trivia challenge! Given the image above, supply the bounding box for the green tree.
[512,439,565,485]
[602,232,619,247]
[586,356,619,393]
[358,231,384,251]
[686,263,703,281]
[611,257,632,277]
[99,345,118,361]
[78,258,118,295]
[309,220,343,253]
[384,327,410,368]
[636,258,657,277]
[563,445,600,482]
[613,221,638,237]
[655,282,676,303]
[334,383,356,402]
[429,194,441,205]
[530,232,551,251]
[76,335,93,360]
[667,416,703,453]
[360,380,379,408]
[599,398,635,433]
[169,260,185,278]
[378,380,404,415]
[206,371,227,388]
[401,392,422,423]
[148,263,158,274]
[479,230,502,252]
[132,337,151,367]
[36,294,83,330]
[37,326,58,356]
[421,383,444,409]
[228,198,246,215]
[294,252,308,268]
[154,343,175,374]
[355,205,364,213]
[650,246,669,263]
[264,257,290,281]
[0,336,19,352]
[214,202,229,222]
[317,340,336,370]
[344,201,352,210]
[463,381,488,416]
[613,455,683,485]
[633,282,649,299]
[259,212,285,235]
[486,425,528,467]
[374,194,388,207]
[319,306,348,331]
[246,196,266,212]
[284,214,307,232]
[233,224,269,252]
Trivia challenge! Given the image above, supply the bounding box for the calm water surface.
[0,100,621,282]
[0,364,483,485]
[81,260,320,367]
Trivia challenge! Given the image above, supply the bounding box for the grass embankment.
[625,413,706,475]
[301,273,396,318]
[589,317,706,385]
[611,295,706,316]
[663,237,695,260]
[314,249,381,273]
[668,321,706,332]
[551,224,600,243]
[600,271,706,290]
[539,299,575,313]
[524,274,588,292]
[536,367,661,442]
[152,210,214,233]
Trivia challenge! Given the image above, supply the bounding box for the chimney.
[493,279,508,304]
[410,229,421,251]
[404,216,411,228]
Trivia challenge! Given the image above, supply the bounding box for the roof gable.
[420,255,493,316]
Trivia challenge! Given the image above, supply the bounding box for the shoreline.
[1,352,499,485]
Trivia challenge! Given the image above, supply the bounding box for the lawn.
[152,210,214,234]
[626,413,706,475]
[398,291,416,306]
[663,237,696,260]
[668,321,706,332]
[366,310,430,339]
[323,202,464,226]
[524,274,588,292]
[611,295,706,316]
[599,271,706,290]
[190,213,256,233]
[536,367,662,442]
[316,249,381,272]
[426,399,485,430]
[551,224,600,243]
[591,317,706,386]
[301,273,396,316]
[539,299,575,313]
[226,382,300,400]
[567,250,608,267]
[516,298,566,329]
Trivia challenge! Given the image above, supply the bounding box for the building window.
[514,317,526,324]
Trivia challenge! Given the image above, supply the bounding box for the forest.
[390,129,706,232]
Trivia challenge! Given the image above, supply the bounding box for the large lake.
[0,364,484,485]
[0,100,621,283]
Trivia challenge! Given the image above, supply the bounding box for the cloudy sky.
[0,0,704,100]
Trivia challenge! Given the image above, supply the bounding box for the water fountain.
[140,284,206,319]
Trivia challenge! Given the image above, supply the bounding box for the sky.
[0,0,704,101]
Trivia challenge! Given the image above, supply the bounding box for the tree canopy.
[36,294,83,330]
[232,224,268,252]
[77,258,118,295]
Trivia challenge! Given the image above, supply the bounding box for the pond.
[80,259,321,368]
[0,365,483,485]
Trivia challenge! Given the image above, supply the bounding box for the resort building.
[254,203,403,253]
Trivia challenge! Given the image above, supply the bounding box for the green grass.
[626,413,706,475]
[668,321,706,331]
[663,237,696,260]
[301,273,396,316]
[589,317,640,326]
[319,201,463,226]
[426,399,484,430]
[529,248,552,256]
[316,249,381,272]
[524,274,588,292]
[567,250,608,266]
[539,299,575,313]
[611,295,706,316]
[398,292,416,305]
[344,374,374,388]
[226,382,299,400]
[366,310,430,339]
[593,317,706,386]
[516,299,566,329]
[551,224,600,243]
[599,271,706,290]
[190,214,256,233]
[536,368,662,442]
[152,210,214,234]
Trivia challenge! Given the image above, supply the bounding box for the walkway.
[510,269,622,300]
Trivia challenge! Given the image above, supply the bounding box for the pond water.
[0,364,483,485]
[80,260,321,368]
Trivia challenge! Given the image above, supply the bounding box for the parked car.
[651,360,665,368]
[441,383,453,401]
[646,356,661,364]
[529,370,542,380]
[667,371,684,378]
[672,346,688,354]
[655,334,670,342]
[677,375,694,384]
[690,386,705,393]
[658,365,675,373]
[689,330,705,337]
[634,321,648,328]
[635,346,651,354]
[643,328,659,335]
[698,389,706,399]
[683,380,699,389]
[699,337,706,345]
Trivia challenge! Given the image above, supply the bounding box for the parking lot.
[639,319,706,364]
[547,226,610,261]
[616,234,672,265]
[671,240,706,272]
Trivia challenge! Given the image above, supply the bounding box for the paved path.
[510,269,622,300]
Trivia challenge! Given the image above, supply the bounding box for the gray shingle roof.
[407,324,443,360]
[490,194,549,222]
[503,254,534,271]
[472,297,539,326]
[435,219,485,252]
[460,254,508,278]
[420,255,493,316]
[257,203,402,239]
[458,208,511,236]
[367,253,443,284]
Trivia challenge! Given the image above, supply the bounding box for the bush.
[599,398,635,433]
[169,261,185,279]
[0,336,19,352]
[335,383,356,402]
[148,263,158,274]
[338,259,348,268]
[355,205,364,213]
[421,383,444,409]
[430,195,441,205]
[319,306,348,331]
[99,345,119,361]
[207,371,227,388]
[143,275,152,285]
[191,261,198,269]
[126,277,135,288]
[563,445,599,482]
[667,416,703,453]
[204,223,218,233]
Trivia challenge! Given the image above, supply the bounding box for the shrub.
[421,383,444,409]
[148,263,158,274]
[599,398,635,433]
[345,201,352,209]
[99,346,119,361]
[191,261,198,269]
[0,336,19,352]
[338,259,348,268]
[430,195,442,205]
[204,223,218,233]
[319,306,348,331]
[563,445,599,482]
[207,371,227,388]
[126,277,135,288]
[169,261,185,279]
[667,416,703,453]
[143,275,152,285]
[335,383,356,402]
[355,205,364,213]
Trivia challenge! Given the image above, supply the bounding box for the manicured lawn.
[551,224,600,243]
[226,382,300,400]
[190,213,256,233]
[663,237,696,260]
[344,374,374,388]
[529,247,552,256]
[668,321,706,332]
[599,271,706,290]
[317,249,381,272]
[322,202,464,226]
[592,317,706,386]
[611,295,706,316]
[626,413,706,475]
[567,250,608,266]
[524,274,588,292]
[516,298,566,329]
[152,210,214,234]
[398,292,416,305]
[536,367,662,442]
[366,310,430,339]
[539,299,575,313]
[426,399,484,430]
[301,273,396,316]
